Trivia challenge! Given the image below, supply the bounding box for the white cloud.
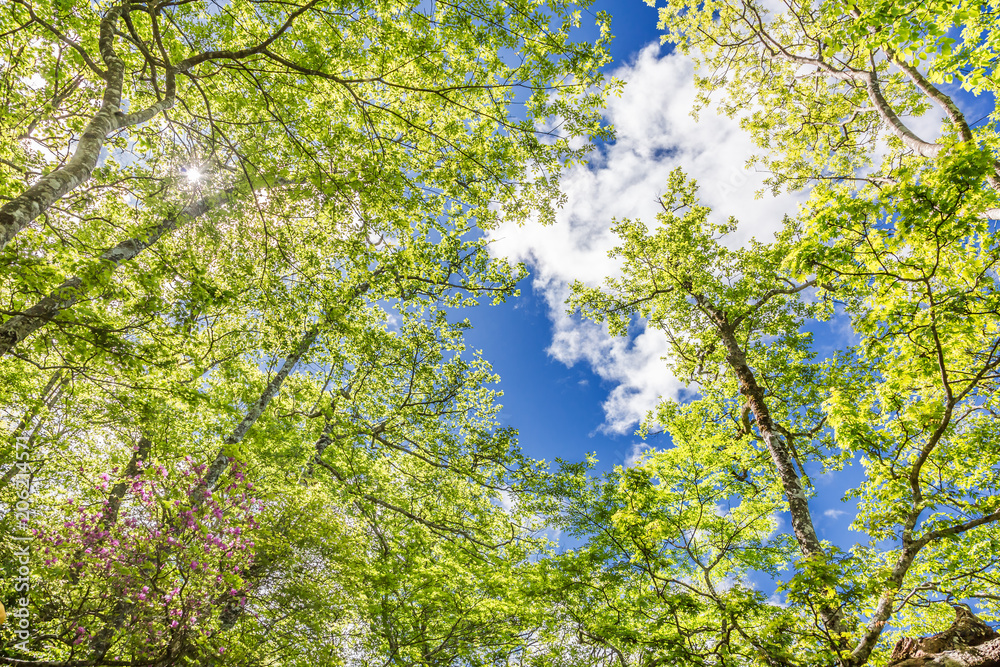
[767,591,790,608]
[490,45,806,432]
[496,489,515,512]
[546,302,684,434]
[623,441,653,467]
[823,509,848,520]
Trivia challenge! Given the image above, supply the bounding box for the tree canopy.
[0,0,609,663]
[4,0,1000,665]
[565,159,1000,666]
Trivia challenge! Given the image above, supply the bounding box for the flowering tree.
[35,457,259,660]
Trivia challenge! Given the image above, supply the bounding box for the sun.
[184,166,202,183]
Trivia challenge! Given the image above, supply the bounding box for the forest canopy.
[0,0,609,662]
[2,0,999,666]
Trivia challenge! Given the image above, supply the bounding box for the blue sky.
[462,0,868,552]
[464,1,666,469]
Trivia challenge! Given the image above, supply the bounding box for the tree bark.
[744,11,947,162]
[190,324,320,507]
[709,314,824,557]
[690,293,850,654]
[87,326,318,661]
[100,435,152,528]
[0,0,316,252]
[0,6,128,251]
[890,637,1000,667]
[888,606,1000,667]
[860,72,943,159]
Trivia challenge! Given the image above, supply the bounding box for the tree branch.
[0,187,237,356]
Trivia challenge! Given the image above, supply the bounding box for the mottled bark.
[194,275,377,499]
[69,434,152,590]
[890,59,973,145]
[100,435,152,528]
[890,63,1000,189]
[704,309,824,557]
[888,606,1000,667]
[748,18,945,162]
[696,285,1000,667]
[780,34,998,186]
[0,108,119,252]
[0,459,18,491]
[891,637,1000,667]
[851,8,1000,186]
[0,7,127,251]
[0,188,235,356]
[0,2,181,253]
[0,0,316,252]
[860,72,943,159]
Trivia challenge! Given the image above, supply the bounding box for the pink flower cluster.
[34,457,262,658]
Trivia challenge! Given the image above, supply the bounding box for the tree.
[0,0,611,663]
[0,209,549,662]
[561,159,1000,667]
[0,0,609,250]
[646,0,1000,193]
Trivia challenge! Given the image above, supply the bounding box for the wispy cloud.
[490,45,805,432]
[623,441,652,467]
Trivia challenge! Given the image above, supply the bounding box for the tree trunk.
[888,606,1000,667]
[0,7,127,251]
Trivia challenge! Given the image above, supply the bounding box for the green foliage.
[550,0,1000,661]
[647,0,1000,193]
[0,0,609,663]
[4,0,999,665]
[564,161,1000,666]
